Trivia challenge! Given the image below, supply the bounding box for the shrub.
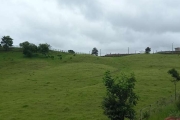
[19,41,38,57]
[102,71,138,120]
[57,55,62,60]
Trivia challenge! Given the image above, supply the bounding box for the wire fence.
[135,93,180,120]
[0,45,90,55]
[49,48,89,55]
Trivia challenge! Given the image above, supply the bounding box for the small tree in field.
[38,43,50,56]
[91,47,98,56]
[1,36,13,51]
[145,47,151,54]
[20,41,38,57]
[168,68,180,100]
[102,71,138,120]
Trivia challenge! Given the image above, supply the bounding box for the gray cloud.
[105,0,180,33]
[0,0,180,55]
[57,0,103,21]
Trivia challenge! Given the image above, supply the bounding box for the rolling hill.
[0,49,180,120]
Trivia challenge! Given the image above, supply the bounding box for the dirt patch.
[165,116,180,120]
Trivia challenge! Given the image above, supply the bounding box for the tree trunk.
[175,82,177,101]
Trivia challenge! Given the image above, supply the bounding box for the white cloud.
[0,0,180,55]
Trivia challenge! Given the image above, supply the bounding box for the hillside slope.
[0,51,180,120]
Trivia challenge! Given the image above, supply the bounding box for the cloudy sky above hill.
[0,0,180,55]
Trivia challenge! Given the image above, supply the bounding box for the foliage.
[145,47,151,54]
[68,50,75,54]
[57,54,62,59]
[91,47,98,56]
[38,43,50,56]
[19,41,38,57]
[1,36,13,51]
[168,68,180,100]
[168,68,180,81]
[102,71,138,120]
[169,110,180,118]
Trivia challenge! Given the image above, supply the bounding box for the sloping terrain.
[0,50,180,120]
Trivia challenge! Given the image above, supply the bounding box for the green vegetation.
[20,41,38,57]
[1,49,180,120]
[168,68,180,100]
[1,36,13,51]
[145,47,151,54]
[149,97,180,120]
[38,43,50,56]
[19,42,50,57]
[91,47,98,56]
[148,104,180,120]
[102,71,138,120]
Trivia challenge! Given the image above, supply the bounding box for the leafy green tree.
[168,68,180,100]
[1,36,13,51]
[102,71,138,120]
[38,43,50,56]
[145,47,151,54]
[19,41,38,57]
[91,47,98,56]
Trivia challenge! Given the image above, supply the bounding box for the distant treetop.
[91,47,98,56]
[1,36,13,51]
[145,47,151,54]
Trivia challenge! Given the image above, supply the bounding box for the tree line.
[0,36,51,57]
[0,36,78,57]
[0,36,98,56]
[0,36,152,57]
[19,41,50,57]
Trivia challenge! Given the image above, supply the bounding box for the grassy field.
[1,49,180,120]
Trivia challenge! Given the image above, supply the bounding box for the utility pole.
[172,43,174,54]
[128,47,129,54]
[100,49,101,56]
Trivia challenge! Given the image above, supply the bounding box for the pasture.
[0,50,180,120]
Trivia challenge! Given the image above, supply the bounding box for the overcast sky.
[1,0,180,55]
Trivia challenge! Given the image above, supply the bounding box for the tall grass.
[148,104,180,120]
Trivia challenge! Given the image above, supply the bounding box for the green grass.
[148,104,180,120]
[1,50,180,120]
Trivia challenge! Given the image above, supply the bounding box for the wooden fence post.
[149,105,151,116]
